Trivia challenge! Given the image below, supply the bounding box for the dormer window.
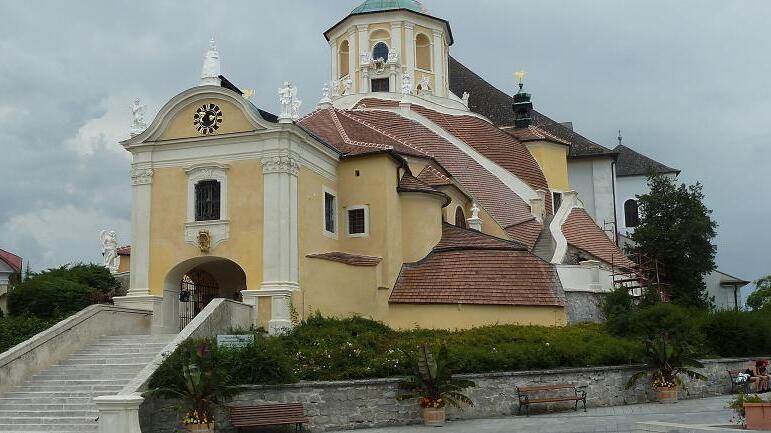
[372,42,389,62]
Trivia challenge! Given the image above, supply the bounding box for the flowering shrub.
[727,392,765,427]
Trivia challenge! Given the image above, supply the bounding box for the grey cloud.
[0,1,768,298]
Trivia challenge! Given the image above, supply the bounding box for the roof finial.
[200,36,221,86]
[514,70,527,91]
[618,129,623,146]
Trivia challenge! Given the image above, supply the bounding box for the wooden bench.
[516,383,587,416]
[727,369,752,394]
[229,403,309,432]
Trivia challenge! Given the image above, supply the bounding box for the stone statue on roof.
[129,98,146,136]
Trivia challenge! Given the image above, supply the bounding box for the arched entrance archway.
[157,257,247,333]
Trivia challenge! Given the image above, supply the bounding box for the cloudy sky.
[1,1,768,298]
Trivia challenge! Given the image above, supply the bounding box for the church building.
[115,0,636,333]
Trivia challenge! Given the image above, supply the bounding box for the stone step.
[0,402,94,410]
[0,416,98,424]
[31,372,138,380]
[19,379,129,387]
[0,409,98,417]
[0,424,97,432]
[11,384,124,392]
[58,356,156,365]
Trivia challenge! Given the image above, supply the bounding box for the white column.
[114,157,162,312]
[432,29,445,97]
[94,394,144,433]
[357,24,369,93]
[390,21,403,92]
[404,23,415,75]
[256,148,300,334]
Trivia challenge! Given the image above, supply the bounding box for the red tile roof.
[306,252,382,267]
[409,105,553,213]
[0,249,22,273]
[503,125,571,146]
[416,165,453,187]
[505,219,544,251]
[390,224,565,307]
[562,208,636,269]
[117,246,131,255]
[344,109,535,229]
[398,172,449,205]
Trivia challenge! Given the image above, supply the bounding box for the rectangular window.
[371,78,390,92]
[195,180,221,221]
[324,192,336,234]
[552,191,562,214]
[346,205,368,237]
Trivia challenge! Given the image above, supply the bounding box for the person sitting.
[746,359,769,393]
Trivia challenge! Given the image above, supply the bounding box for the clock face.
[193,103,223,135]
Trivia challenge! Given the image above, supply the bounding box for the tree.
[630,175,717,308]
[746,276,771,311]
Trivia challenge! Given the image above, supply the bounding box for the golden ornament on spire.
[514,70,527,85]
[242,89,255,100]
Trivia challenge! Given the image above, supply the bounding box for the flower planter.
[744,402,771,430]
[185,423,215,433]
[422,407,446,427]
[655,386,678,404]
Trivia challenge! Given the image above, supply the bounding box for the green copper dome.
[351,0,428,15]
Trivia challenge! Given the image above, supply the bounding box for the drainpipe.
[611,159,619,246]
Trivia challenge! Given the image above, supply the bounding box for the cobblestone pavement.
[326,395,740,433]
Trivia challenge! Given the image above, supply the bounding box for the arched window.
[372,42,389,62]
[195,180,221,221]
[624,199,640,228]
[415,33,431,71]
[339,40,349,78]
[454,206,467,229]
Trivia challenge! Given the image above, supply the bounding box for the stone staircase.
[0,333,176,432]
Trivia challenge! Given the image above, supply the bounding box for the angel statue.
[129,98,147,136]
[99,230,119,274]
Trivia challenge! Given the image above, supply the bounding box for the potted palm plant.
[396,344,475,426]
[625,333,707,403]
[146,342,242,432]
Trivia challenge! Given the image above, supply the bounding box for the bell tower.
[324,0,453,98]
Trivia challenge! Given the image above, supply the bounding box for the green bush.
[602,287,636,336]
[701,309,771,357]
[152,317,645,386]
[8,276,96,318]
[0,316,60,352]
[7,263,118,319]
[628,303,705,344]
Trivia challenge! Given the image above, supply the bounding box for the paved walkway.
[327,395,740,433]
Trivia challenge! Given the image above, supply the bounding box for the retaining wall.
[140,357,755,433]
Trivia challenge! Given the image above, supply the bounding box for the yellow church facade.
[115,0,631,334]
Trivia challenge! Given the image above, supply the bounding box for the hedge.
[0,316,60,353]
[149,315,643,388]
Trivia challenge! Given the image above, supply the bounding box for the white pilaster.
[432,29,445,97]
[259,148,300,333]
[347,28,357,84]
[404,23,415,76]
[357,24,369,93]
[330,41,338,81]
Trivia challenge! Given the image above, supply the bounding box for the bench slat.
[526,396,582,404]
[230,403,308,428]
[518,383,577,392]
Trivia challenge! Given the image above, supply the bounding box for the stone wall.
[139,357,754,433]
[565,291,605,324]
